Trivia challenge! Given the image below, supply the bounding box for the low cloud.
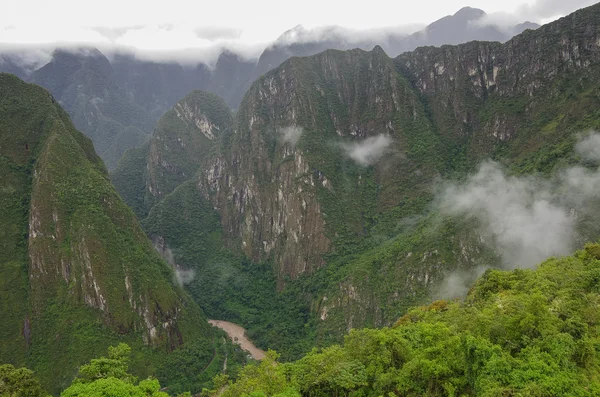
[273,24,421,48]
[174,268,196,286]
[434,266,490,300]
[0,23,266,67]
[341,134,393,166]
[471,0,596,32]
[575,133,600,162]
[153,241,196,287]
[439,161,574,268]
[516,0,598,20]
[280,126,304,147]
[438,132,600,270]
[193,26,243,41]
[0,45,54,72]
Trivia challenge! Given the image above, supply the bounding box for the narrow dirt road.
[208,320,266,360]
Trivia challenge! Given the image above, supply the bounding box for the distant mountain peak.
[453,6,487,20]
[515,21,541,31]
[276,24,307,43]
[371,45,387,55]
[52,46,104,59]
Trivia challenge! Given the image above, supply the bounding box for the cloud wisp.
[432,132,600,299]
[279,126,304,147]
[439,161,574,268]
[341,134,393,166]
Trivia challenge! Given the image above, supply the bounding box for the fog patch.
[438,161,574,268]
[434,266,490,300]
[0,45,53,72]
[575,132,600,162]
[273,23,421,47]
[435,132,600,299]
[153,241,196,287]
[341,134,393,166]
[174,268,196,286]
[280,126,303,147]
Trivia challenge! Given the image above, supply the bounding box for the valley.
[208,320,266,360]
[1,1,600,396]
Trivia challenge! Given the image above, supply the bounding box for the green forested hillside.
[0,73,239,395]
[212,243,600,396]
[109,3,600,362]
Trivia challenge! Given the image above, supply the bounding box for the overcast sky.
[1,0,598,61]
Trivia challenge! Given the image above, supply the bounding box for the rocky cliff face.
[111,3,600,352]
[396,6,600,154]
[0,73,214,392]
[193,46,443,283]
[112,90,232,218]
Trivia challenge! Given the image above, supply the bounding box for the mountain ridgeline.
[0,7,537,170]
[0,74,240,395]
[111,2,600,357]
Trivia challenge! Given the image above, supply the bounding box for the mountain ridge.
[110,2,600,356]
[0,73,231,394]
[0,6,539,170]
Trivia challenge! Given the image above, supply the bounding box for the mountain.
[211,243,600,396]
[0,7,538,172]
[253,7,539,80]
[29,49,156,170]
[111,2,600,358]
[0,73,232,394]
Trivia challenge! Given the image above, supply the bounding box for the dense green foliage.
[60,344,169,397]
[216,244,600,396]
[110,2,600,362]
[0,364,49,397]
[141,181,317,358]
[0,73,237,395]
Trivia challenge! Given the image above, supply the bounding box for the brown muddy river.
[208,320,266,360]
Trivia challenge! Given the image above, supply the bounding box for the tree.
[60,344,170,397]
[0,364,49,397]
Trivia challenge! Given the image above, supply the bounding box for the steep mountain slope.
[111,90,233,219]
[316,2,600,338]
[0,7,537,172]
[111,3,600,358]
[213,243,600,396]
[29,49,155,169]
[0,73,224,394]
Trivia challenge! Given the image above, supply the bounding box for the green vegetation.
[0,364,49,397]
[0,73,239,395]
[59,343,169,397]
[215,243,600,396]
[109,2,600,364]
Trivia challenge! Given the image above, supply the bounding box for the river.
[208,320,266,360]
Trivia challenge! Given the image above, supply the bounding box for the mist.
[439,161,575,268]
[272,23,422,47]
[341,134,393,166]
[153,241,197,287]
[431,133,600,299]
[516,0,598,20]
[280,126,304,147]
[174,268,196,287]
[436,132,600,298]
